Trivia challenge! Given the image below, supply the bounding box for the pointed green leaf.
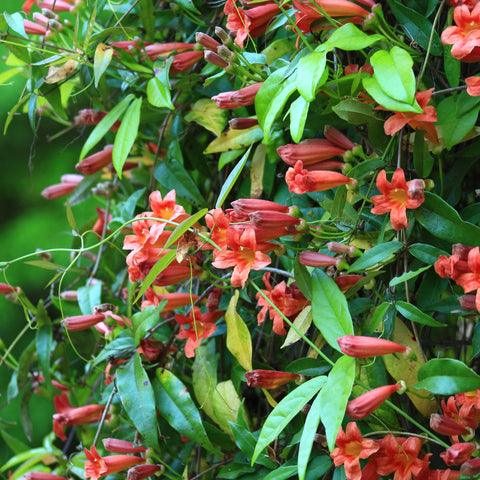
[389,266,431,287]
[415,358,480,394]
[225,290,253,371]
[5,12,27,38]
[113,97,142,178]
[295,51,327,102]
[80,94,133,159]
[311,270,353,352]
[319,356,355,451]
[204,127,263,154]
[396,301,444,327]
[116,353,159,450]
[134,249,177,303]
[162,208,208,251]
[77,282,102,315]
[409,243,449,265]
[185,99,227,136]
[147,74,174,110]
[252,376,327,464]
[324,23,384,51]
[153,369,220,454]
[289,95,310,143]
[216,145,252,209]
[348,241,403,272]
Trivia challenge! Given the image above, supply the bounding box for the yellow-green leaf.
[211,380,242,434]
[185,99,227,137]
[225,290,252,371]
[281,306,312,348]
[204,126,263,154]
[250,143,265,198]
[93,43,113,88]
[382,318,436,416]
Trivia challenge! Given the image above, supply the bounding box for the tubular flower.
[334,274,363,292]
[375,435,430,480]
[145,42,195,60]
[74,109,121,131]
[24,474,69,480]
[440,443,475,466]
[84,445,146,480]
[102,438,147,454]
[346,384,402,420]
[286,161,355,194]
[141,289,199,311]
[212,226,272,288]
[442,395,479,431]
[370,168,425,230]
[466,76,480,95]
[63,313,107,331]
[299,251,340,268]
[293,0,372,35]
[76,146,114,175]
[382,89,439,144]
[231,198,290,216]
[256,272,309,335]
[224,0,281,47]
[441,3,480,62]
[37,0,74,12]
[212,82,263,109]
[175,306,225,358]
[460,458,480,476]
[169,50,204,74]
[337,335,407,358]
[22,0,36,13]
[41,174,83,199]
[277,139,349,166]
[330,422,380,480]
[127,465,164,480]
[430,413,470,436]
[244,370,302,389]
[53,394,105,441]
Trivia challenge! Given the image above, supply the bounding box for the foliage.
[2,0,480,479]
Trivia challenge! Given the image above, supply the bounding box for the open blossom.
[375,435,430,480]
[370,168,425,230]
[330,422,380,480]
[382,89,439,144]
[256,272,309,335]
[175,306,225,357]
[212,226,272,288]
[441,3,480,62]
[53,393,105,441]
[224,0,281,47]
[84,445,145,480]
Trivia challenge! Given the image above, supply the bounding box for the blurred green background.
[0,0,96,466]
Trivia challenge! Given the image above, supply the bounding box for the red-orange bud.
[245,370,302,389]
[346,384,401,419]
[337,335,407,358]
[430,413,470,436]
[440,442,475,466]
[299,251,339,268]
[127,465,164,480]
[102,438,148,454]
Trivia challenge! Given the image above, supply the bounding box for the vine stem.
[92,385,117,447]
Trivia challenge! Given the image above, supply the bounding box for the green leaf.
[413,129,434,178]
[348,241,403,272]
[255,68,297,142]
[147,74,174,110]
[289,95,310,143]
[153,369,219,454]
[444,45,460,88]
[185,99,227,136]
[93,43,113,88]
[154,159,205,207]
[251,376,327,465]
[409,243,448,265]
[132,306,164,347]
[472,322,480,359]
[294,256,312,300]
[116,353,159,450]
[264,465,298,480]
[80,94,134,159]
[415,358,480,394]
[113,97,142,178]
[369,302,391,334]
[298,389,323,480]
[35,301,52,389]
[332,98,378,125]
[414,192,480,247]
[77,282,102,315]
[295,51,327,102]
[389,265,431,287]
[134,250,177,303]
[319,356,355,451]
[225,291,253,371]
[216,146,252,209]
[4,12,27,38]
[204,126,263,154]
[229,422,277,468]
[396,301,444,327]
[162,208,208,251]
[387,0,443,56]
[139,0,155,41]
[281,306,312,348]
[324,23,384,51]
[437,95,480,149]
[311,270,353,352]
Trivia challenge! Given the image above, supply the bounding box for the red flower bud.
[245,370,302,389]
[346,384,401,419]
[102,438,148,454]
[63,313,106,331]
[127,465,164,480]
[76,146,114,175]
[440,442,475,466]
[299,251,339,268]
[229,117,259,129]
[337,335,407,358]
[430,413,470,436]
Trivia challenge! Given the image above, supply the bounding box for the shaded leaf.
[116,353,159,449]
[389,266,431,287]
[396,301,444,327]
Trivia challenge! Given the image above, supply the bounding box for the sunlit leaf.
[204,126,263,154]
[93,43,113,88]
[185,99,227,136]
